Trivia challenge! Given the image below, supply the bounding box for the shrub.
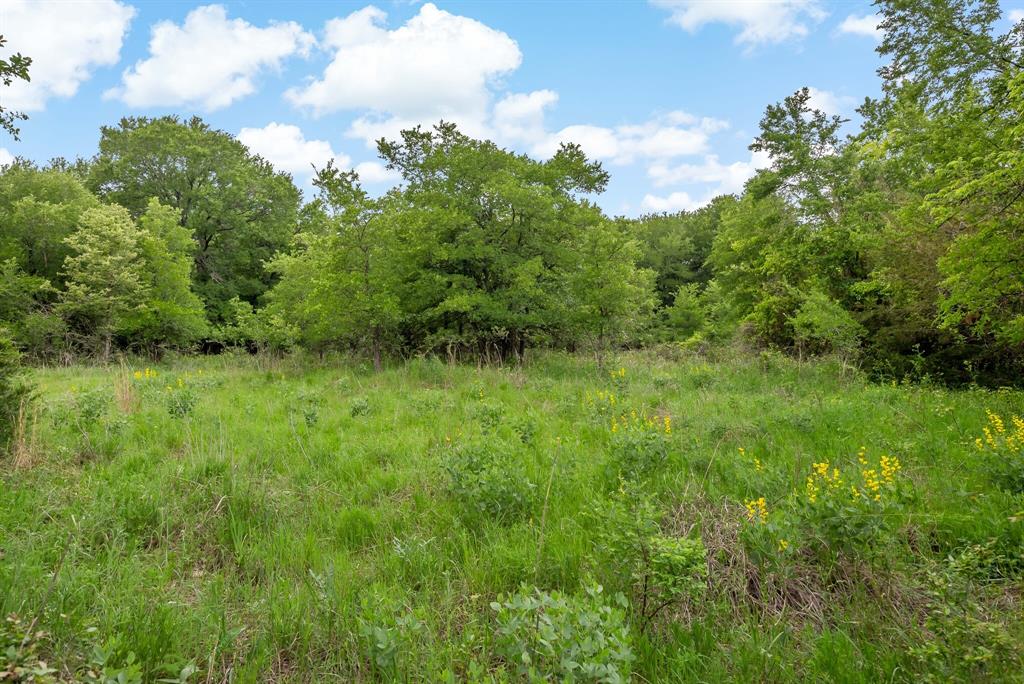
[975,409,1024,493]
[0,330,32,454]
[469,401,503,433]
[588,485,707,631]
[793,450,906,552]
[740,448,909,558]
[165,381,197,418]
[349,396,370,418]
[606,413,671,482]
[445,442,535,524]
[491,583,634,683]
[356,592,425,680]
[909,543,1022,681]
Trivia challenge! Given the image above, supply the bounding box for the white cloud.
[652,0,826,47]
[1010,9,1024,23]
[529,111,727,165]
[237,123,349,178]
[806,87,856,116]
[493,89,559,145]
[286,3,521,129]
[107,5,314,110]
[640,191,703,213]
[0,0,134,111]
[648,150,771,191]
[0,148,13,166]
[354,161,400,184]
[838,13,882,40]
[642,149,770,211]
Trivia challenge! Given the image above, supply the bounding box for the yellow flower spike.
[754,457,763,472]
[664,415,671,434]
[778,539,789,552]
[975,437,984,450]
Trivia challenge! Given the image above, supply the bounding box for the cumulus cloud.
[640,191,704,213]
[838,13,882,40]
[237,123,402,186]
[286,2,521,134]
[642,149,770,212]
[651,0,826,47]
[237,122,348,178]
[107,5,314,110]
[0,148,14,167]
[0,0,135,111]
[528,112,728,165]
[806,87,856,116]
[354,161,400,184]
[647,150,771,190]
[1010,9,1024,23]
[493,90,559,145]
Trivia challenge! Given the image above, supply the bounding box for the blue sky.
[2,0,1023,216]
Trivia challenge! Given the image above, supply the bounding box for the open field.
[2,352,1023,682]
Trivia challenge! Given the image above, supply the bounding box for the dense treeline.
[1,0,1022,384]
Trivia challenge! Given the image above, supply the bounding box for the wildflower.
[986,409,1005,434]
[754,457,763,472]
[778,539,789,552]
[133,370,142,380]
[880,455,901,483]
[744,497,768,523]
[805,475,819,504]
[663,415,671,434]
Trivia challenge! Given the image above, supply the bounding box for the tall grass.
[1,350,1021,681]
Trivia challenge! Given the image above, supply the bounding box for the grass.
[1,349,1022,682]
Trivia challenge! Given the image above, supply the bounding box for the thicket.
[0,0,1021,386]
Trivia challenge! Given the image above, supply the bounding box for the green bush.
[588,485,707,631]
[445,442,535,524]
[606,426,669,482]
[0,329,32,453]
[491,583,634,683]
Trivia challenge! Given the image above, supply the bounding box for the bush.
[588,485,707,631]
[491,583,634,683]
[606,415,671,482]
[445,442,535,524]
[975,410,1024,493]
[0,330,32,454]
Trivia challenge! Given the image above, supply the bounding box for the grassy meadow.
[2,351,1023,682]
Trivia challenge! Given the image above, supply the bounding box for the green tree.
[268,163,400,370]
[377,122,609,361]
[122,199,208,353]
[59,205,149,359]
[0,163,100,286]
[0,35,31,140]
[567,220,655,365]
[89,116,300,321]
[631,197,732,307]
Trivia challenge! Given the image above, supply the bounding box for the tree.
[268,164,401,370]
[89,116,300,321]
[630,198,732,307]
[567,220,655,365]
[122,199,208,353]
[0,35,31,140]
[59,205,149,359]
[377,122,609,361]
[0,163,100,287]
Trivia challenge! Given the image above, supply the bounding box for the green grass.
[2,350,1022,682]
